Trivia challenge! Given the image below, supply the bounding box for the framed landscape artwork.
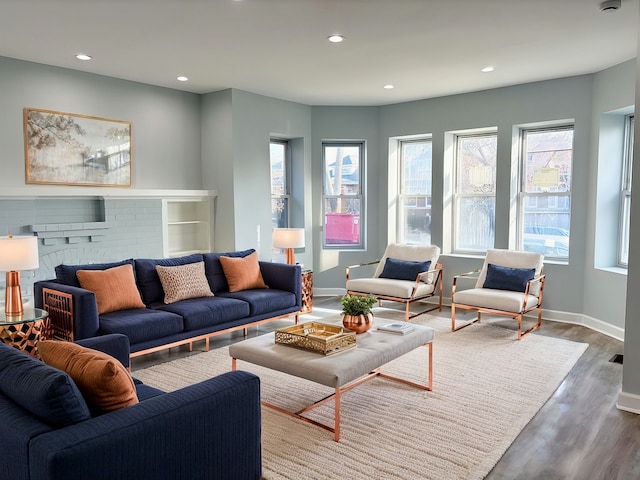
[24,108,132,187]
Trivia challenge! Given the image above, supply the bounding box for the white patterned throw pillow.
[155,261,214,304]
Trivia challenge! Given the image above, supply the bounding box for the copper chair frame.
[450,270,546,340]
[346,261,443,321]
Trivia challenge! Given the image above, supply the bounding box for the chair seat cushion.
[347,278,434,299]
[454,288,539,313]
[218,289,297,316]
[154,296,250,331]
[99,308,184,344]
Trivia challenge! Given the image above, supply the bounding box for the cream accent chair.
[346,244,443,321]
[451,249,545,340]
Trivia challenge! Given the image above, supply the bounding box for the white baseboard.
[617,390,640,414]
[581,314,625,342]
[313,289,625,341]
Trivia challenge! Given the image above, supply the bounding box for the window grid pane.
[619,115,634,266]
[270,140,289,229]
[520,126,573,259]
[454,133,497,252]
[399,139,432,244]
[323,143,364,248]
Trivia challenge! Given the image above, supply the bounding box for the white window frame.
[398,138,432,245]
[517,124,574,261]
[452,131,497,254]
[619,115,634,267]
[322,141,365,249]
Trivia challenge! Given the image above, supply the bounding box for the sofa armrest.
[76,334,131,369]
[34,280,100,340]
[29,370,262,480]
[259,262,302,307]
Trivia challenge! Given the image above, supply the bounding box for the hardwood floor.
[131,297,640,480]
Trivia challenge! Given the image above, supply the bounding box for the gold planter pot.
[342,312,374,334]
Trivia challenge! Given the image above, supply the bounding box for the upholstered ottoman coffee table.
[229,317,434,441]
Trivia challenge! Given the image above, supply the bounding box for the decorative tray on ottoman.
[275,322,356,355]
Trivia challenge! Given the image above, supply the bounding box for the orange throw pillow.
[219,251,268,292]
[76,264,145,314]
[39,340,139,412]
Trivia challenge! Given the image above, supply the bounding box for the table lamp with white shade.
[0,235,39,315]
[272,228,305,265]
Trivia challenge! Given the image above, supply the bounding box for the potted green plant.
[340,294,377,333]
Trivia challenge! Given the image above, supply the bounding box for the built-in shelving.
[162,198,213,257]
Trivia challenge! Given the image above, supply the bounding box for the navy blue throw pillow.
[379,258,431,281]
[483,263,536,292]
[0,343,90,427]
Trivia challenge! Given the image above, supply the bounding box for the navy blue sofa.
[0,334,262,480]
[34,249,302,358]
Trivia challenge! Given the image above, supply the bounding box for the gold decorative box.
[275,322,356,355]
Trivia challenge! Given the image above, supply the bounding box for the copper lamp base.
[285,248,295,265]
[5,271,25,316]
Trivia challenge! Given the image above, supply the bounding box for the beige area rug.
[133,309,588,480]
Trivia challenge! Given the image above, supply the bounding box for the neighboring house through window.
[399,138,432,244]
[453,131,497,253]
[518,125,574,260]
[323,142,365,248]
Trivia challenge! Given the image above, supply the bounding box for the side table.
[0,307,49,358]
[301,270,313,314]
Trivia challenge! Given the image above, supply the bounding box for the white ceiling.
[1,0,638,106]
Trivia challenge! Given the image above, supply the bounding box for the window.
[619,115,634,266]
[270,140,289,228]
[519,126,573,260]
[323,142,364,248]
[453,132,497,253]
[399,139,432,244]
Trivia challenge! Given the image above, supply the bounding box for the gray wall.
[585,60,636,330]
[620,35,640,405]
[0,56,202,300]
[201,89,313,265]
[0,56,202,190]
[311,106,381,289]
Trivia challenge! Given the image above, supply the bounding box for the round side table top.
[0,307,48,326]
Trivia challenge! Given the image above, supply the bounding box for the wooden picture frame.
[24,108,132,187]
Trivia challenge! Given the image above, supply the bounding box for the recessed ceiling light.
[177,76,189,82]
[481,66,494,73]
[383,84,394,89]
[327,34,345,43]
[75,54,92,61]
[600,0,621,12]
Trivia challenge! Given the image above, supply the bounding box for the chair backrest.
[374,244,440,284]
[475,249,544,295]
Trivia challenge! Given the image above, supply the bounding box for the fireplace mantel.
[0,187,217,199]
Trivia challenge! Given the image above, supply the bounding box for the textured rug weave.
[133,310,588,480]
